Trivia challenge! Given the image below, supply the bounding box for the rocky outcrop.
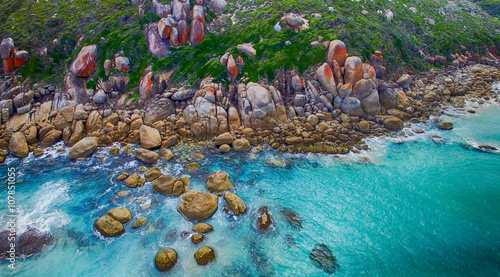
[70,45,97,77]
[237,83,286,129]
[183,91,229,138]
[344,56,363,86]
[68,137,98,160]
[206,170,233,192]
[177,191,218,221]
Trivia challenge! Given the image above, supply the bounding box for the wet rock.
[195,246,216,265]
[134,148,160,164]
[117,172,129,182]
[140,125,161,149]
[70,45,97,77]
[145,168,162,181]
[68,137,98,160]
[178,191,218,221]
[233,138,251,152]
[161,148,175,161]
[153,175,184,196]
[133,217,147,228]
[438,121,453,130]
[155,248,178,271]
[327,40,347,67]
[206,170,234,192]
[126,173,146,188]
[95,215,125,237]
[383,117,404,131]
[186,162,200,172]
[192,223,213,233]
[191,234,205,244]
[16,228,53,257]
[257,206,272,230]
[9,132,29,158]
[310,244,340,274]
[281,207,302,228]
[107,207,132,223]
[224,192,247,215]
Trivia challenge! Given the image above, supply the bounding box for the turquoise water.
[1,103,500,276]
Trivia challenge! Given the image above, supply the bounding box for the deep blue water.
[1,101,499,276]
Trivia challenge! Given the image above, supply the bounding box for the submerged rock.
[155,248,178,271]
[281,207,303,228]
[256,206,273,230]
[15,228,53,257]
[310,244,340,274]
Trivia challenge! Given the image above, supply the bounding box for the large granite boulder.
[139,72,154,101]
[14,229,53,257]
[206,170,234,192]
[139,125,161,149]
[144,99,175,125]
[153,175,184,196]
[233,138,251,151]
[360,91,380,115]
[224,192,247,215]
[194,246,216,265]
[13,50,29,68]
[237,83,286,130]
[0,38,15,60]
[155,248,178,271]
[343,56,363,87]
[68,137,98,160]
[209,0,227,13]
[183,94,228,138]
[379,88,399,110]
[134,148,160,164]
[70,45,97,77]
[341,97,363,116]
[147,23,170,58]
[64,72,89,104]
[383,117,403,131]
[9,131,29,158]
[326,40,347,67]
[94,215,125,237]
[172,0,190,21]
[178,20,189,46]
[317,63,337,96]
[106,207,132,223]
[177,191,218,221]
[190,19,205,46]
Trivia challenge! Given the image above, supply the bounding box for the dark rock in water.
[0,230,13,259]
[165,230,177,241]
[281,207,303,228]
[17,228,53,256]
[181,231,191,238]
[438,121,453,130]
[256,206,273,231]
[478,145,497,151]
[284,234,296,246]
[431,135,445,144]
[310,244,340,274]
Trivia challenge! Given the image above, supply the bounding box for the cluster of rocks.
[147,0,215,58]
[94,207,135,237]
[0,38,29,75]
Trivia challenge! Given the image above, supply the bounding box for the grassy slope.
[0,0,499,89]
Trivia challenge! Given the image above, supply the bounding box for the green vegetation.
[1,0,499,89]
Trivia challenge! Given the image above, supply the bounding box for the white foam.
[13,180,71,234]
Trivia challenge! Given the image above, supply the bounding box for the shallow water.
[1,103,500,276]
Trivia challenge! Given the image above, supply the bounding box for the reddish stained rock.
[220,53,229,65]
[331,60,343,85]
[70,45,98,77]
[169,27,180,47]
[343,56,363,87]
[317,63,337,95]
[3,55,14,75]
[13,50,29,68]
[114,56,130,72]
[236,56,244,64]
[227,55,238,81]
[172,0,190,22]
[327,40,347,67]
[193,5,205,25]
[362,63,376,80]
[371,51,385,65]
[158,18,173,39]
[189,19,205,46]
[147,23,170,58]
[139,72,154,101]
[104,59,113,71]
[177,20,189,46]
[0,38,15,60]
